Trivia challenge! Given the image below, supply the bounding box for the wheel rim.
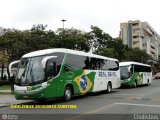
[107,84,111,92]
[108,86,110,92]
[148,80,150,85]
[65,89,71,100]
[134,82,137,87]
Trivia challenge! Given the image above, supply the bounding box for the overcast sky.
[0,0,160,37]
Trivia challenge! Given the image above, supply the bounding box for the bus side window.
[64,54,89,71]
[106,60,119,71]
[46,60,57,79]
[90,58,97,70]
[50,52,64,75]
[101,60,108,70]
[83,57,90,69]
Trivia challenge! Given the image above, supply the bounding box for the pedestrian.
[10,74,15,94]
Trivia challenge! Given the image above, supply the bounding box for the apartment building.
[120,20,160,60]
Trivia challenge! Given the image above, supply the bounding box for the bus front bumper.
[14,91,45,100]
[120,80,134,87]
[14,85,46,100]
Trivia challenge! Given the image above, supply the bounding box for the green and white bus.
[9,48,120,101]
[120,62,152,87]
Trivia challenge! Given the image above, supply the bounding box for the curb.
[0,103,10,108]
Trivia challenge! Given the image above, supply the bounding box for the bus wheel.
[64,86,72,101]
[36,99,46,103]
[147,79,150,86]
[134,81,137,88]
[107,82,112,93]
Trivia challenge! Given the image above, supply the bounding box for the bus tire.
[134,81,137,88]
[147,79,150,86]
[36,99,46,103]
[107,82,112,93]
[64,86,72,101]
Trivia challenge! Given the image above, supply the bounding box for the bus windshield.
[16,56,45,86]
[15,52,65,86]
[120,66,130,80]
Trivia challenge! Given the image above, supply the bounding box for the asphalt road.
[0,79,160,120]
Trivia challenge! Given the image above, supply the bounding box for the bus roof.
[119,61,151,67]
[22,48,118,61]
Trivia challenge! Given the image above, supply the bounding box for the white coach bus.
[120,62,152,87]
[9,48,120,101]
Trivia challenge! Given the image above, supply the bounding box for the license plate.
[23,96,28,98]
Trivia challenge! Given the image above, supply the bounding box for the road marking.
[112,94,144,96]
[66,103,115,120]
[115,103,160,108]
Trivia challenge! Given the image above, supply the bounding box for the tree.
[55,28,90,52]
[0,30,28,80]
[87,25,113,52]
[127,48,151,63]
[106,37,128,61]
[0,24,154,81]
[96,47,117,58]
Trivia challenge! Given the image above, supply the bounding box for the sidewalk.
[0,90,32,108]
[0,89,11,93]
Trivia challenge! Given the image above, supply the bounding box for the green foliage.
[127,47,151,63]
[55,28,90,52]
[87,25,112,52]
[0,24,153,67]
[96,47,117,58]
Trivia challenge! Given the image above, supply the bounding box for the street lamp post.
[61,19,67,30]
[61,19,67,41]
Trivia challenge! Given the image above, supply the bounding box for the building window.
[143,44,147,46]
[132,23,139,26]
[151,45,155,49]
[133,41,139,45]
[133,35,139,38]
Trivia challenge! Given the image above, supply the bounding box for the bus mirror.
[9,60,20,75]
[41,56,57,68]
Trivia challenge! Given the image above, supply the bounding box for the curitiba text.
[10,104,77,109]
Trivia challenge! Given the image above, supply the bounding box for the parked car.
[155,72,160,79]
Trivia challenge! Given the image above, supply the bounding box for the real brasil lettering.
[98,71,117,77]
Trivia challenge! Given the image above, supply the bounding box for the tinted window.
[90,58,98,70]
[48,53,65,76]
[45,53,64,79]
[65,54,89,71]
[90,58,106,70]
[134,65,151,72]
[106,60,119,71]
[65,54,119,71]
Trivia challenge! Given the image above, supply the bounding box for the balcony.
[143,26,153,36]
[150,48,156,55]
[150,43,156,50]
[132,22,140,29]
[133,44,139,48]
[132,31,140,36]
